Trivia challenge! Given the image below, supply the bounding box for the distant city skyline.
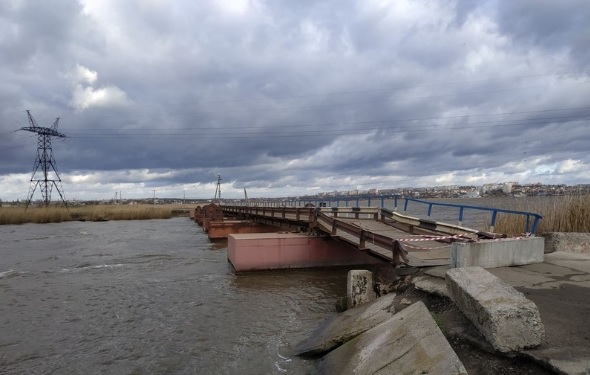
[3,180,587,204]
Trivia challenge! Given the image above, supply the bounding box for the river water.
[0,217,348,374]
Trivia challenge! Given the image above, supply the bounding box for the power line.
[18,74,590,122]
[65,111,590,135]
[64,121,589,139]
[60,104,590,139]
[149,73,588,105]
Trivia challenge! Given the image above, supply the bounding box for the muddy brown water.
[0,218,349,374]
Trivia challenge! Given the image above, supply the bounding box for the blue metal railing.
[236,194,543,234]
[403,198,543,234]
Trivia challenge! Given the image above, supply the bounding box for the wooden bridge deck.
[332,218,451,267]
[219,205,488,268]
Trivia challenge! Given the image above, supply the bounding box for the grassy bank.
[495,194,590,236]
[0,204,191,225]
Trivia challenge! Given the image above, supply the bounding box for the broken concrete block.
[412,275,450,298]
[446,266,544,353]
[347,270,376,309]
[317,301,467,375]
[294,293,396,356]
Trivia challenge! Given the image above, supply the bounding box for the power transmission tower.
[19,110,68,210]
[214,175,222,204]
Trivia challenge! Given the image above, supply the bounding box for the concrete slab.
[316,301,467,375]
[446,266,545,353]
[524,346,590,375]
[294,293,397,356]
[451,237,544,268]
[487,267,555,289]
[544,251,590,274]
[519,261,579,277]
[517,284,590,375]
[412,275,449,298]
[424,265,451,279]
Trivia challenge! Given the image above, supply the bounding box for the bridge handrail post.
[391,240,407,267]
[490,210,498,232]
[531,215,541,234]
[310,208,318,230]
[359,230,366,249]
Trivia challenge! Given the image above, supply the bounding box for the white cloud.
[557,159,584,173]
[69,64,131,110]
[73,64,97,85]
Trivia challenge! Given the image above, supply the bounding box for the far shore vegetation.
[494,194,590,235]
[0,204,192,225]
[1,195,588,236]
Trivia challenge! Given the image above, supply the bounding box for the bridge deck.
[333,219,451,267]
[219,206,481,268]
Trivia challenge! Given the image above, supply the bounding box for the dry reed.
[0,204,176,225]
[494,194,590,235]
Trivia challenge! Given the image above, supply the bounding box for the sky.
[1,0,589,202]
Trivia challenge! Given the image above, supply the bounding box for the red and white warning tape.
[396,233,532,251]
[397,234,468,242]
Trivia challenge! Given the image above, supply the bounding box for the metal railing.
[224,195,543,235]
[402,198,542,234]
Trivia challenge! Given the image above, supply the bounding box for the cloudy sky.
[1,0,589,202]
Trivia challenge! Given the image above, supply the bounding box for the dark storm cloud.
[496,0,590,70]
[1,0,589,200]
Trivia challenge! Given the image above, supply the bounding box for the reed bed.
[0,205,176,225]
[495,194,590,236]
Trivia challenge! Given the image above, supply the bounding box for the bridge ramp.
[328,219,452,267]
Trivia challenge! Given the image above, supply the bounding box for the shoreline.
[0,205,193,225]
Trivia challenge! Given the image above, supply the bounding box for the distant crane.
[19,110,68,210]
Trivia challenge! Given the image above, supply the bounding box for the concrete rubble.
[446,266,545,353]
[412,275,449,298]
[294,293,397,356]
[416,251,590,375]
[316,301,468,375]
[297,236,590,374]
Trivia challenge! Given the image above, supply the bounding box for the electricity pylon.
[214,175,222,204]
[19,110,68,210]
